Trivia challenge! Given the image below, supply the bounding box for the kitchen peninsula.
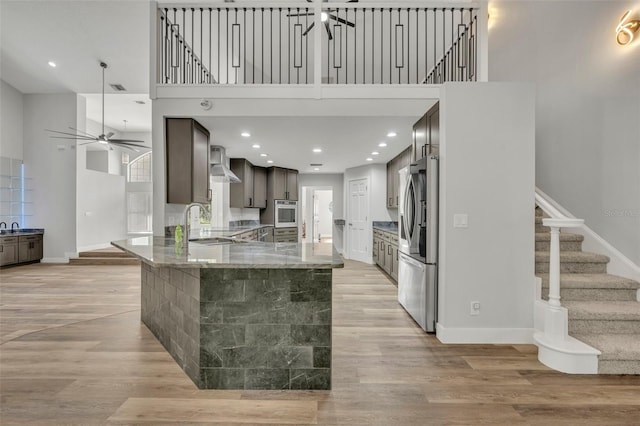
[113,236,342,390]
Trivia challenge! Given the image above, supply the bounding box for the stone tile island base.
[140,262,332,390]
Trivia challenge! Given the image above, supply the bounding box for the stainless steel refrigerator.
[398,155,438,332]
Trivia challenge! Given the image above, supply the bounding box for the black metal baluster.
[279,8,282,84]
[305,7,308,84]
[362,8,366,84]
[252,8,255,84]
[270,8,273,84]
[345,8,348,84]
[296,8,300,84]
[226,8,229,84]
[260,8,264,84]
[218,8,221,84]
[389,8,392,84]
[380,8,383,84]
[243,8,246,84]
[287,8,290,84]
[199,8,203,83]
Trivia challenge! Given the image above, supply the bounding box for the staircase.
[69,247,140,266]
[535,208,640,374]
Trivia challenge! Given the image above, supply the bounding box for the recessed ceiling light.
[260,153,268,157]
[378,142,387,147]
[314,167,320,171]
[48,61,57,68]
[387,131,397,137]
[366,157,373,161]
[267,160,274,164]
[252,144,261,149]
[313,148,322,153]
[371,151,379,155]
[241,132,251,137]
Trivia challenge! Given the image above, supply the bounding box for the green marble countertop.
[112,236,343,269]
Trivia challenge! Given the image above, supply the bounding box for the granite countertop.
[372,221,398,233]
[0,228,44,236]
[112,236,343,269]
[194,224,274,238]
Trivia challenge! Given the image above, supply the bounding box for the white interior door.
[348,178,369,262]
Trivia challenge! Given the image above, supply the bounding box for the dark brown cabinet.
[253,166,267,208]
[386,146,412,209]
[413,102,440,162]
[165,118,211,204]
[373,228,398,282]
[230,159,254,208]
[229,160,267,209]
[271,167,298,201]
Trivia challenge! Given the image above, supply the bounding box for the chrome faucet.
[11,222,19,231]
[183,203,210,245]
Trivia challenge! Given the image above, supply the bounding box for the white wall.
[75,117,127,251]
[86,151,109,173]
[0,80,24,160]
[437,83,535,343]
[23,94,78,261]
[489,0,640,265]
[315,190,333,238]
[299,173,344,252]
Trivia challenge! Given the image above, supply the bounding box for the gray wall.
[489,0,640,265]
[0,80,23,160]
[438,83,535,342]
[23,93,79,261]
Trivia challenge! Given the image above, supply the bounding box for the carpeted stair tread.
[535,232,584,242]
[537,273,640,290]
[535,251,610,264]
[573,333,640,361]
[564,301,640,321]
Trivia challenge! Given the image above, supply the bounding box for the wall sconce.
[616,10,640,45]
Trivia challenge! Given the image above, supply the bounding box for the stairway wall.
[489,0,640,266]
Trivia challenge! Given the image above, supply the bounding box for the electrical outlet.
[470,301,480,316]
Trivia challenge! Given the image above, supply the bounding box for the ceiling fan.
[46,62,147,152]
[287,0,358,41]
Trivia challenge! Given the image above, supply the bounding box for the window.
[127,152,152,183]
[127,192,152,233]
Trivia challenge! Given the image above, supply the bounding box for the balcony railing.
[155,2,481,86]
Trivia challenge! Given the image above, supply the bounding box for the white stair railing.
[535,189,583,339]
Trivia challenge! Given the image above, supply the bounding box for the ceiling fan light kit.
[286,0,358,40]
[46,61,148,152]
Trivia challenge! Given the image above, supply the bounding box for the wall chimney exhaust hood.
[210,145,241,183]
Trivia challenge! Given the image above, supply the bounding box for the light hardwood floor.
[1,260,639,425]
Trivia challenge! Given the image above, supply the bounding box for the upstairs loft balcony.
[152,1,487,99]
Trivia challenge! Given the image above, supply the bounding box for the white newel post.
[542,217,584,341]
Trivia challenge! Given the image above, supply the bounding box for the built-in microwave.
[274,200,298,228]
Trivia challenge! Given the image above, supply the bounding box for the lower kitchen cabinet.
[373,228,398,282]
[0,236,19,266]
[274,227,298,243]
[1,234,43,267]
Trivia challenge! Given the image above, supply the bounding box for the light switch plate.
[454,214,468,228]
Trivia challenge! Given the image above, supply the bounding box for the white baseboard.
[436,323,534,344]
[41,257,69,264]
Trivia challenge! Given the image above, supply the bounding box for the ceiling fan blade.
[49,136,95,141]
[68,127,98,138]
[108,139,147,145]
[106,132,115,139]
[347,0,359,3]
[302,21,316,36]
[108,142,139,152]
[329,14,355,27]
[79,141,100,146]
[325,21,333,40]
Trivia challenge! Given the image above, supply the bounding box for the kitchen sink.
[189,237,249,245]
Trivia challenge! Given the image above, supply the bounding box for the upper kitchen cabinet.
[386,146,412,209]
[253,166,267,208]
[270,167,298,201]
[413,102,440,161]
[229,159,267,209]
[165,118,211,204]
